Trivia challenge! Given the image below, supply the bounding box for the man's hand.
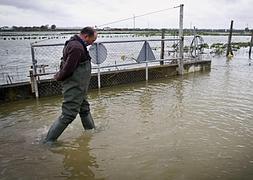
[54,73,59,81]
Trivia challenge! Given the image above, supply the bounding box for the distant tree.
[245,27,249,32]
[51,24,56,30]
[40,25,49,30]
[12,26,18,30]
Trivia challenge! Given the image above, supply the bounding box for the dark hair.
[80,27,96,37]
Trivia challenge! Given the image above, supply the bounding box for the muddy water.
[1,55,253,180]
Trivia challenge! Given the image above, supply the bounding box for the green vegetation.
[0,24,57,31]
[209,42,251,55]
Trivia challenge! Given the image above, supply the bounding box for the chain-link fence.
[0,35,207,86]
[29,37,208,97]
[31,37,206,75]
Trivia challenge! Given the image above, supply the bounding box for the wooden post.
[226,20,234,57]
[178,4,184,75]
[160,29,165,65]
[249,31,253,59]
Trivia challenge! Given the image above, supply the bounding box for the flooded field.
[0,54,253,179]
[0,33,251,84]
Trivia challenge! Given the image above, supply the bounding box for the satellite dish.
[89,43,107,64]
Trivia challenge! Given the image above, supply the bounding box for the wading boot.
[45,116,68,143]
[80,112,95,130]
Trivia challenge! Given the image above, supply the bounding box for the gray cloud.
[0,0,53,13]
[0,0,252,28]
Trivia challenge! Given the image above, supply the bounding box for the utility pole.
[133,14,136,29]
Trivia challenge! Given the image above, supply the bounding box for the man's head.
[79,27,97,45]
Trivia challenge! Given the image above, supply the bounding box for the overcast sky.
[0,0,252,29]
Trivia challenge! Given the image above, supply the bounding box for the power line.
[97,6,179,28]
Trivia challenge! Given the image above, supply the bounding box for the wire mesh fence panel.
[148,40,179,63]
[0,64,30,85]
[98,41,144,70]
[33,45,63,80]
[94,39,182,72]
[0,39,32,85]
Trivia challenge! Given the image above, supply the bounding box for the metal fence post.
[31,46,39,98]
[178,4,184,75]
[160,29,165,65]
[145,41,149,81]
[96,43,101,89]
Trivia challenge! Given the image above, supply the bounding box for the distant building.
[103,27,111,31]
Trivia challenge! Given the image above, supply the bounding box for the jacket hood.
[64,35,82,46]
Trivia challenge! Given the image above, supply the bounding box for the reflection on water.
[50,134,100,180]
[1,55,253,179]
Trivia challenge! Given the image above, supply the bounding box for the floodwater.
[1,53,253,179]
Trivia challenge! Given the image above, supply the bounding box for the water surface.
[0,55,253,180]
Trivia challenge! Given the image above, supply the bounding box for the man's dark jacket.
[55,35,91,81]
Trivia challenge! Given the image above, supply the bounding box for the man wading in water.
[45,27,97,143]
